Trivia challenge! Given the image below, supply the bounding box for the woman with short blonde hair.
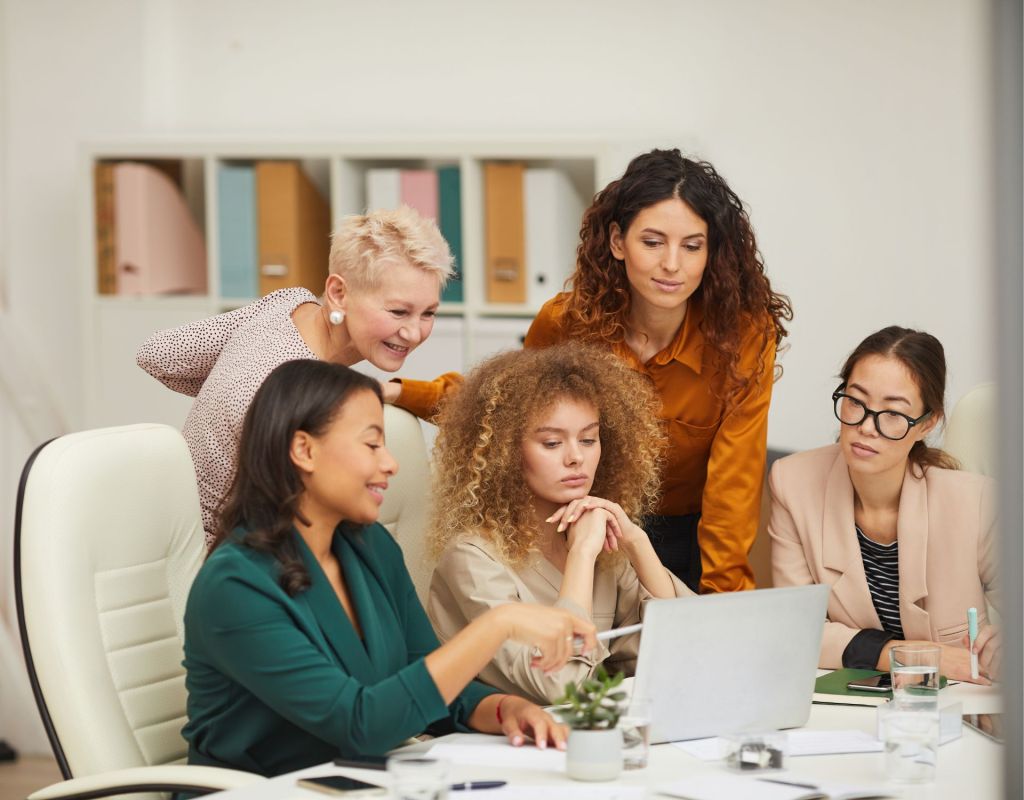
[138,205,451,544]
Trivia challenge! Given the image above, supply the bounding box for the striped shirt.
[856,526,904,639]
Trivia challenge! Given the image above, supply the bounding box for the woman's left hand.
[547,496,645,551]
[962,624,1002,682]
[498,696,568,750]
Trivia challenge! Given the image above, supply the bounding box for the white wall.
[0,0,998,751]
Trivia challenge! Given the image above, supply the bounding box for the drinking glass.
[889,644,941,712]
[619,697,652,769]
[387,754,450,800]
[879,701,939,783]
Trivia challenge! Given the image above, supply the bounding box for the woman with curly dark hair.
[397,149,792,594]
[427,344,690,705]
[181,359,597,775]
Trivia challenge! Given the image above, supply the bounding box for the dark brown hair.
[562,148,793,404]
[213,359,383,594]
[839,326,959,473]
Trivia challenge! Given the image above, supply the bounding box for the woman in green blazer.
[182,360,597,776]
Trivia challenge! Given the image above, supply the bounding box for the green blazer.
[182,523,496,776]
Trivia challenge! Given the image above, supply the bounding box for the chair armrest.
[28,765,265,800]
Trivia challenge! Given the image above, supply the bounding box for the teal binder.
[218,163,258,300]
[437,166,463,303]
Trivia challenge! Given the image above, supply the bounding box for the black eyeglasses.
[832,384,932,441]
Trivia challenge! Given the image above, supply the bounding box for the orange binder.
[484,162,526,304]
[256,161,331,296]
[94,162,116,295]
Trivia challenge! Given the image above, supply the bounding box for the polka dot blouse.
[136,287,319,545]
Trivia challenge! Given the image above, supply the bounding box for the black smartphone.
[847,674,893,693]
[297,775,387,797]
[963,713,1004,744]
[332,754,388,771]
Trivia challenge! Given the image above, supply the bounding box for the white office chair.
[15,424,263,800]
[943,382,997,477]
[379,405,436,605]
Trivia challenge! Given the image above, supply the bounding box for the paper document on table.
[427,735,565,772]
[658,773,893,800]
[672,729,883,761]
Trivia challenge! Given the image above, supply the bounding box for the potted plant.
[555,665,628,781]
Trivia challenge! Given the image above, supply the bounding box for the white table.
[211,682,1003,800]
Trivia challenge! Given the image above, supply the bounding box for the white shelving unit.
[79,139,620,429]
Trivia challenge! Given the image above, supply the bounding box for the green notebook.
[814,668,948,706]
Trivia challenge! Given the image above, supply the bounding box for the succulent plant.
[555,665,628,730]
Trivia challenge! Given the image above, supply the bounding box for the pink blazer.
[768,444,999,668]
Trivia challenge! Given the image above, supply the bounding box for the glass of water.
[387,754,450,800]
[889,644,941,711]
[879,702,940,783]
[619,697,652,769]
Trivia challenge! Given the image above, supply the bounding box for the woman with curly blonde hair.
[427,343,691,705]
[394,149,792,594]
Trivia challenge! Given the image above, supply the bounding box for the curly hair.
[429,343,665,565]
[562,148,793,405]
[839,326,960,474]
[213,359,382,595]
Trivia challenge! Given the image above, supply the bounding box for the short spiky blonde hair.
[329,206,454,289]
[429,342,665,565]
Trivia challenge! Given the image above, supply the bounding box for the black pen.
[758,777,819,790]
[450,780,507,791]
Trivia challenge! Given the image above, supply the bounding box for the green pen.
[968,606,979,679]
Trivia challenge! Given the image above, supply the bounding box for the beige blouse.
[428,535,691,705]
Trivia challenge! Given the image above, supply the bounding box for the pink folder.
[400,170,439,221]
[114,163,208,295]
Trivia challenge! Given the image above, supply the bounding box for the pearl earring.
[329,310,345,326]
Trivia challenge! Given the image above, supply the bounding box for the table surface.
[211,680,1004,800]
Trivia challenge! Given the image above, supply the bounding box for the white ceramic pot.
[566,728,623,782]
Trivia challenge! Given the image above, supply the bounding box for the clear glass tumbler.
[889,644,941,712]
[879,702,940,783]
[386,754,450,800]
[619,697,652,770]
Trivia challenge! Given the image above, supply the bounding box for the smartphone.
[332,754,388,771]
[963,713,1004,744]
[297,775,387,797]
[847,674,893,693]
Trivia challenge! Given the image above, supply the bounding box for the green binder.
[438,166,463,303]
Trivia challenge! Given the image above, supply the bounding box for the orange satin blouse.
[396,293,776,593]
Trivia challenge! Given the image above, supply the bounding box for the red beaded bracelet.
[495,695,510,725]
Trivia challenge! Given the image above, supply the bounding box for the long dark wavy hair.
[562,148,793,405]
[839,326,959,474]
[213,359,383,595]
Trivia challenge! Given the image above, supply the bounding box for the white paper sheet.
[427,735,566,772]
[671,729,883,761]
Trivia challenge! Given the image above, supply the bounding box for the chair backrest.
[15,424,205,780]
[943,382,997,477]
[378,406,435,604]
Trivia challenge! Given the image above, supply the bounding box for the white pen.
[597,623,643,642]
[968,607,979,680]
[571,623,643,654]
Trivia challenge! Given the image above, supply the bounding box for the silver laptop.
[631,583,829,743]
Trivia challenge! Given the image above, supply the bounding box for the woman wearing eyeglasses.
[768,326,1000,683]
